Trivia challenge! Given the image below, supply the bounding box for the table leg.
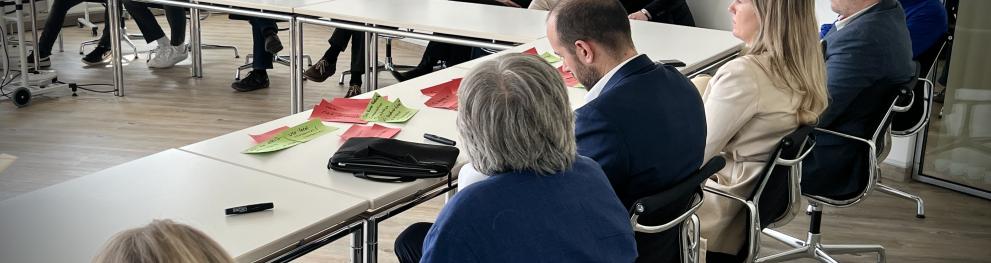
[369,32,378,91]
[189,4,203,78]
[364,217,378,263]
[351,220,365,263]
[363,29,373,93]
[289,16,304,114]
[108,0,124,96]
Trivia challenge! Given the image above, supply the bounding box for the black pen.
[225,202,274,215]
[424,133,456,146]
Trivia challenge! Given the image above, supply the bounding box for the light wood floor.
[1,15,989,263]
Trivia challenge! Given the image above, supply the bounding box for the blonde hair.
[746,0,829,124]
[93,219,235,263]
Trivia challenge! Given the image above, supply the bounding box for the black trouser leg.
[164,5,187,45]
[38,0,86,57]
[121,0,166,43]
[395,222,432,263]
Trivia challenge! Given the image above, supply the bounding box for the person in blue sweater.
[392,53,637,263]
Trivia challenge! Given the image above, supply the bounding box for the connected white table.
[0,149,368,263]
[455,20,742,76]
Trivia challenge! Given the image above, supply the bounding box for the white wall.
[686,0,913,169]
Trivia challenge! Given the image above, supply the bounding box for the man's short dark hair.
[550,0,634,55]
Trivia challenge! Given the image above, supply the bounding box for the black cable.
[75,83,117,93]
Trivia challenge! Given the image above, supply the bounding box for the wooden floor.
[1,16,990,263]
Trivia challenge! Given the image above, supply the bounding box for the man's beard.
[572,63,603,91]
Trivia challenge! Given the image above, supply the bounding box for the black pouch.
[328,137,459,183]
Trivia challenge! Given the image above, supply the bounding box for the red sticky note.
[249,126,289,143]
[523,47,538,55]
[422,78,462,96]
[558,66,582,88]
[310,97,384,124]
[340,124,401,141]
[425,89,459,110]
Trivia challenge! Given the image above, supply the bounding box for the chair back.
[629,157,725,263]
[748,125,815,229]
[807,81,915,207]
[892,35,949,136]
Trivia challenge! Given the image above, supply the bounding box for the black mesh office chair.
[759,81,916,263]
[629,157,726,263]
[701,125,815,263]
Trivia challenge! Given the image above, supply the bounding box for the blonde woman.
[694,0,828,261]
[93,219,234,263]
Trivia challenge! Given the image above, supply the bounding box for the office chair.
[630,157,725,263]
[78,3,139,59]
[883,59,936,219]
[759,81,916,263]
[338,33,417,85]
[700,125,815,263]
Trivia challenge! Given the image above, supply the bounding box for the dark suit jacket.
[575,54,705,262]
[802,0,914,198]
[622,0,695,26]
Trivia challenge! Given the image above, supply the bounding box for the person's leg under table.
[394,222,433,263]
[34,0,85,64]
[231,18,277,92]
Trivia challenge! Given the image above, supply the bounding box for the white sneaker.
[148,44,188,68]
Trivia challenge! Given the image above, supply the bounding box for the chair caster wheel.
[12,87,31,108]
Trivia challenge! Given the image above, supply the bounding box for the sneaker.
[81,46,112,65]
[231,70,270,92]
[345,84,362,98]
[303,57,336,82]
[23,52,52,69]
[265,33,283,54]
[148,44,189,68]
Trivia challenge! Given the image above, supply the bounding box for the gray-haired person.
[392,53,637,263]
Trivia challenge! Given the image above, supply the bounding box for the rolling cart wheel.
[12,87,31,108]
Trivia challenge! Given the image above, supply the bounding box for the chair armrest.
[631,193,703,234]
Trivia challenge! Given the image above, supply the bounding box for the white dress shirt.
[583,55,640,103]
[835,3,878,31]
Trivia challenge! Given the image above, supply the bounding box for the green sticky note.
[540,52,561,64]
[282,119,336,142]
[361,93,389,121]
[243,119,337,154]
[384,99,418,123]
[360,93,419,123]
[243,135,303,154]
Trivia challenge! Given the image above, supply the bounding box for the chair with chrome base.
[759,81,916,263]
[885,59,937,218]
[630,157,726,263]
[702,125,816,263]
[339,34,417,85]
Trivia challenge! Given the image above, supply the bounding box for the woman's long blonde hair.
[746,0,828,124]
[93,219,235,263]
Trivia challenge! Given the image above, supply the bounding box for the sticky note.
[523,47,538,55]
[243,119,337,154]
[540,52,561,64]
[249,126,289,143]
[340,124,401,141]
[360,93,420,123]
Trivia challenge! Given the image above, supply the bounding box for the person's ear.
[574,40,595,64]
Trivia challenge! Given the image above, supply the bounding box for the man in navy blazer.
[547,0,705,261]
[803,0,915,198]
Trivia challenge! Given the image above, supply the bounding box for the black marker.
[225,202,274,215]
[424,133,456,146]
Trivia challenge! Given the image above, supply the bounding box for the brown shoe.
[345,84,362,98]
[303,58,336,82]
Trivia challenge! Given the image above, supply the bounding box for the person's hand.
[628,11,649,21]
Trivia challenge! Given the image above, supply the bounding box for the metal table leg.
[364,217,378,263]
[108,0,124,96]
[189,3,203,78]
[290,16,303,114]
[351,220,365,263]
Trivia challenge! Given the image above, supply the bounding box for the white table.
[197,0,337,13]
[294,0,549,92]
[181,66,475,263]
[182,66,471,209]
[455,20,742,76]
[0,149,368,263]
[296,0,549,44]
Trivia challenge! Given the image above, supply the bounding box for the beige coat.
[696,55,803,255]
[527,0,558,10]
